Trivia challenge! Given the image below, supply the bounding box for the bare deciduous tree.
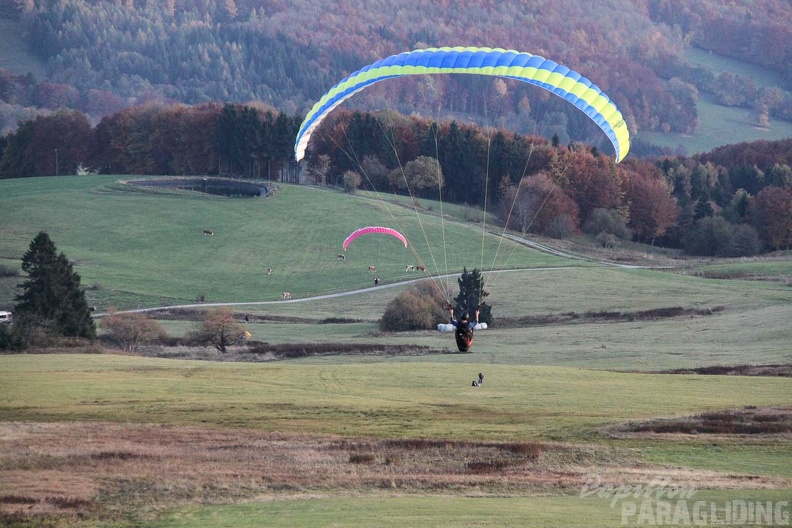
[189,307,246,353]
[101,310,167,352]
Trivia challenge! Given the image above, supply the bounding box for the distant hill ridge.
[0,0,791,154]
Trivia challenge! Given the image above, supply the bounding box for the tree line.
[0,103,302,180]
[2,101,790,256]
[308,108,792,254]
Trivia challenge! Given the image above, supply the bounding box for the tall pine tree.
[14,232,96,339]
[452,268,492,325]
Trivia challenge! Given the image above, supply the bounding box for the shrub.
[380,283,447,332]
[583,208,631,239]
[100,310,167,352]
[187,307,246,353]
[729,223,762,256]
[342,170,362,193]
[683,216,761,257]
[349,452,376,464]
[0,264,20,278]
[0,323,27,352]
[595,231,619,248]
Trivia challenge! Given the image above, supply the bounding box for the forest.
[1,0,792,151]
[1,102,790,258]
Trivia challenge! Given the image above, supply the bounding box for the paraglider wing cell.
[295,46,630,163]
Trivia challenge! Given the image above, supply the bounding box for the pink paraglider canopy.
[343,226,408,251]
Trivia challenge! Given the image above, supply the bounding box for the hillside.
[1,173,791,528]
[2,174,791,370]
[1,0,791,154]
[0,176,579,312]
[0,18,45,78]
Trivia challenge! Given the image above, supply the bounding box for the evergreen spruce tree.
[452,268,492,325]
[14,232,96,340]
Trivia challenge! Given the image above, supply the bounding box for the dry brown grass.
[2,421,789,525]
[656,364,792,377]
[497,305,725,328]
[609,406,792,437]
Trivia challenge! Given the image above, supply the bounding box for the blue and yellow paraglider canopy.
[295,46,630,163]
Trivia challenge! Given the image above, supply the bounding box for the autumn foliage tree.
[380,283,447,332]
[558,150,623,220]
[341,170,361,193]
[502,173,580,238]
[623,166,679,243]
[189,307,246,353]
[751,186,792,250]
[100,310,167,352]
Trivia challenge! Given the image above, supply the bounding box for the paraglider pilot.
[449,305,479,352]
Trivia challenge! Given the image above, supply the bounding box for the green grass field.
[153,490,792,528]
[637,46,792,155]
[0,176,575,311]
[1,354,790,526]
[637,92,792,156]
[2,355,789,442]
[1,175,790,527]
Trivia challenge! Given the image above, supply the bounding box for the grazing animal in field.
[417,264,426,271]
[337,253,346,261]
[281,292,292,300]
[368,265,377,273]
[266,268,272,275]
[203,229,214,236]
[405,265,415,272]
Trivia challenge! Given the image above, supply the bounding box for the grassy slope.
[3,175,791,373]
[0,176,575,310]
[1,176,791,527]
[638,46,792,155]
[1,354,789,526]
[153,491,792,528]
[3,175,791,370]
[1,354,789,447]
[637,92,792,155]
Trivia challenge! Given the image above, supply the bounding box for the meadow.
[636,46,792,156]
[0,175,790,527]
[0,175,577,311]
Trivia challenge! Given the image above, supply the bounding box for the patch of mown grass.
[149,490,792,528]
[658,364,792,377]
[1,355,790,443]
[640,444,792,479]
[684,258,792,285]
